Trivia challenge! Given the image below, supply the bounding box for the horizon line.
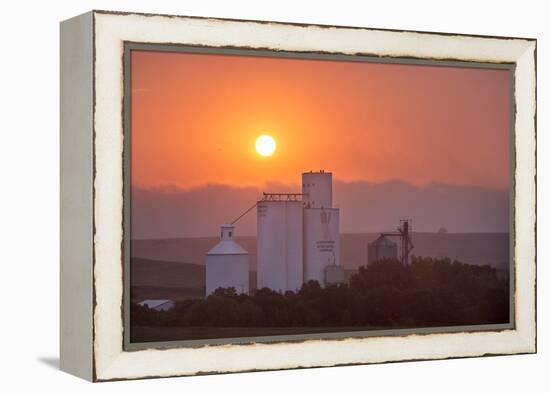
[131,231,511,241]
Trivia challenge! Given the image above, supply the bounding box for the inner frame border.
[122,42,516,352]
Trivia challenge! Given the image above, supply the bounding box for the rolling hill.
[132,232,510,271]
[131,257,257,301]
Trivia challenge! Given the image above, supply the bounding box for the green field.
[131,257,259,301]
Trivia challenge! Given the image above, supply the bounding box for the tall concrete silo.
[302,170,332,208]
[206,224,249,296]
[302,171,341,286]
[257,195,303,293]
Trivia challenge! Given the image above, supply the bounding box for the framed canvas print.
[60,10,537,381]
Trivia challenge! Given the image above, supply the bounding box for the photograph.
[127,47,513,344]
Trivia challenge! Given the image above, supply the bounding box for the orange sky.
[131,50,511,190]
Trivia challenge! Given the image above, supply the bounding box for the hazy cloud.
[131,181,509,239]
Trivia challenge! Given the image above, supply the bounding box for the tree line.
[132,256,509,329]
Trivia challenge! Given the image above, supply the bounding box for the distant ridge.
[132,232,510,271]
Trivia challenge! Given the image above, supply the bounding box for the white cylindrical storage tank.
[302,171,332,209]
[303,207,340,286]
[205,224,249,296]
[257,199,303,293]
[368,236,398,265]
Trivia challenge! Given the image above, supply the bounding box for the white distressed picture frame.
[60,10,536,382]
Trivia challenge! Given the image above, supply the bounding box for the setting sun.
[255,134,277,157]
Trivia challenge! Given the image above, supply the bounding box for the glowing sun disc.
[255,135,276,157]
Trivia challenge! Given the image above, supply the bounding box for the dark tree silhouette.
[131,257,509,330]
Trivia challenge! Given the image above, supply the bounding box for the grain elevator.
[257,194,303,292]
[205,224,249,295]
[257,170,342,292]
[302,171,341,286]
[206,170,344,296]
